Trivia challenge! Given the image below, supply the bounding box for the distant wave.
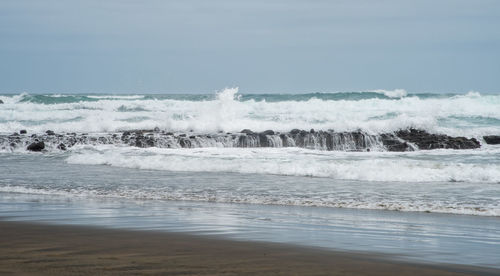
[1,88,499,137]
[370,89,408,98]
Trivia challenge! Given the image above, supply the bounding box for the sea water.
[1,89,499,267]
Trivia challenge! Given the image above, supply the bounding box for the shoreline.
[1,220,498,276]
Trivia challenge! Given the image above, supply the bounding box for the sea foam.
[1,89,500,137]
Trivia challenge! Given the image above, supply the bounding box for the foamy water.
[1,88,499,136]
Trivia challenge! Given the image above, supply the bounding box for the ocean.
[1,88,499,267]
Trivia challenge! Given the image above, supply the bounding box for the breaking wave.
[1,88,500,137]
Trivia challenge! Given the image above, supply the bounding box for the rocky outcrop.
[27,141,45,152]
[1,128,483,152]
[0,99,4,104]
[483,135,500,145]
[395,129,480,150]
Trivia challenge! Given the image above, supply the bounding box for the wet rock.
[310,129,315,133]
[20,130,27,134]
[145,138,155,147]
[189,135,196,139]
[261,130,275,135]
[27,141,45,152]
[483,135,500,145]
[179,134,186,137]
[135,139,143,147]
[241,129,254,135]
[395,129,480,150]
[46,130,55,136]
[378,134,412,151]
[0,100,3,104]
[179,138,191,148]
[153,127,160,132]
[258,133,270,147]
[290,129,301,135]
[57,143,67,150]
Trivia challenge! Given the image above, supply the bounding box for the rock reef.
[0,128,483,153]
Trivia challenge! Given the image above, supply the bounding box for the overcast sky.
[0,0,499,94]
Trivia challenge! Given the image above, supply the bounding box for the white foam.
[1,89,499,137]
[371,89,408,98]
[66,146,500,183]
[3,145,499,217]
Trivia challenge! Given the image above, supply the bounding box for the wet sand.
[0,220,497,275]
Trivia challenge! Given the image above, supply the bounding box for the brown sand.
[0,220,496,276]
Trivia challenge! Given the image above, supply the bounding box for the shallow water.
[1,154,500,268]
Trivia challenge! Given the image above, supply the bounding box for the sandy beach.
[1,220,497,276]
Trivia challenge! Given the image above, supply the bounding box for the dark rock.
[27,141,45,152]
[290,129,301,135]
[179,134,186,137]
[380,134,413,152]
[241,129,254,135]
[20,130,27,134]
[46,130,55,136]
[11,132,19,136]
[165,132,174,136]
[189,135,196,139]
[0,100,3,104]
[310,129,315,133]
[146,138,155,147]
[258,133,270,147]
[179,138,191,148]
[122,131,131,136]
[483,135,500,145]
[135,139,144,147]
[57,143,67,150]
[261,130,275,135]
[395,129,480,150]
[153,127,160,132]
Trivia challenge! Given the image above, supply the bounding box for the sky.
[0,0,499,94]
